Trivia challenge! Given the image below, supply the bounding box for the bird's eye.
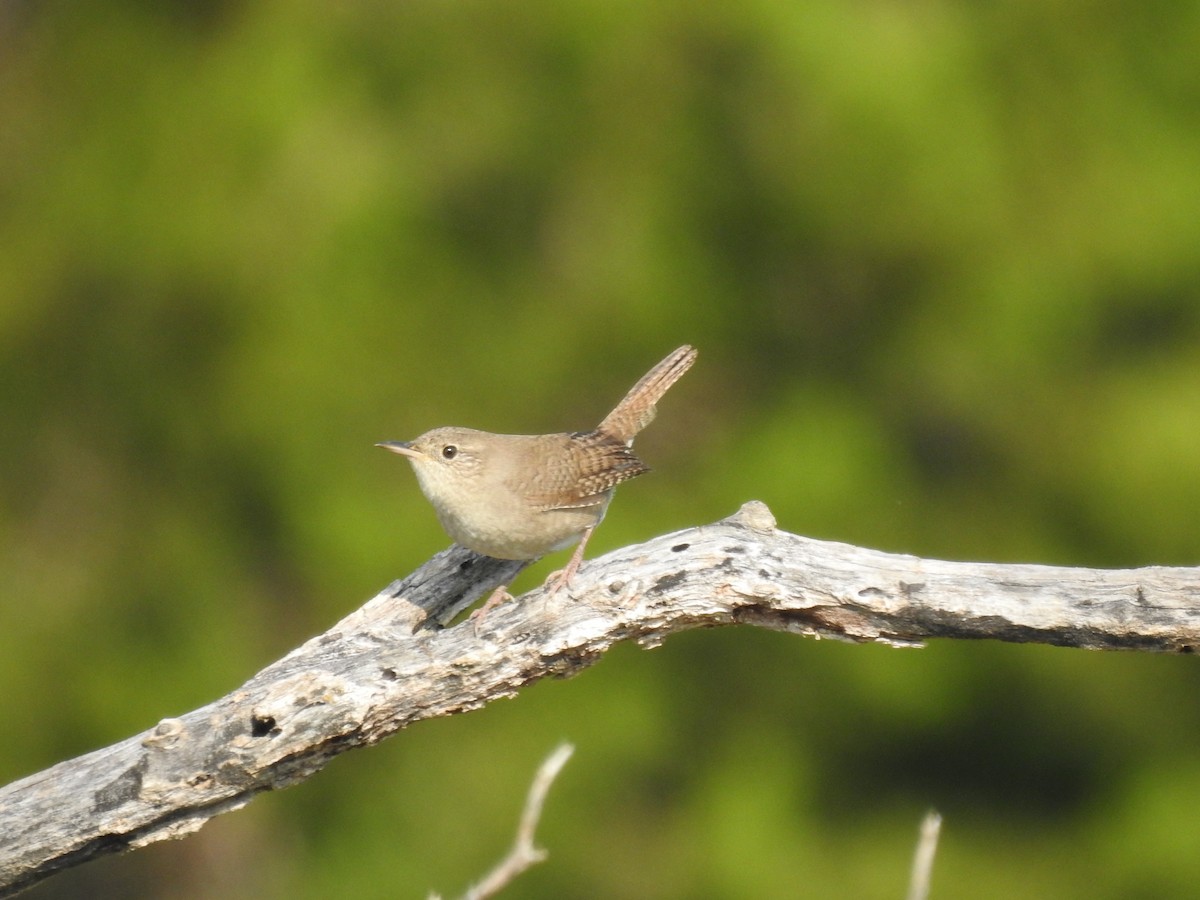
[441,445,458,459]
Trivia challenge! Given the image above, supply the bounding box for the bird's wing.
[515,431,650,511]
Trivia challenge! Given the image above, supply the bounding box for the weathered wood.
[1,500,1198,896]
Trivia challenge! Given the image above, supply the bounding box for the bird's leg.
[469,526,594,633]
[469,584,515,633]
[543,525,595,597]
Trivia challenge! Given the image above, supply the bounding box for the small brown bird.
[378,345,697,604]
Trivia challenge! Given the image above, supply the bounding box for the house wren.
[377,345,697,598]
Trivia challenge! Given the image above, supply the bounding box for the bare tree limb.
[907,810,942,900]
[2,500,1198,896]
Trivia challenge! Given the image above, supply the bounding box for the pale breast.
[436,499,606,560]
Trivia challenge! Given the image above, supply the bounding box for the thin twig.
[452,743,574,900]
[906,810,942,900]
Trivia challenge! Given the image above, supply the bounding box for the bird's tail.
[596,345,697,444]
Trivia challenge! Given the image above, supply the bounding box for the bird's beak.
[376,441,421,459]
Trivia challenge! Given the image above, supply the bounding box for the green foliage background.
[3,1,1200,897]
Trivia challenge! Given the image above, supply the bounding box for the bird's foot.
[469,584,514,634]
[541,528,591,599]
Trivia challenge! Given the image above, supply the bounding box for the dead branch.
[2,500,1198,896]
